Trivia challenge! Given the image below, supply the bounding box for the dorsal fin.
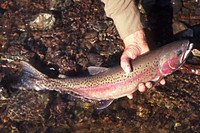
[87,66,109,75]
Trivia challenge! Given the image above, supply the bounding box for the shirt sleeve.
[101,0,143,40]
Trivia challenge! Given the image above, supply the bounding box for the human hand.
[120,29,165,99]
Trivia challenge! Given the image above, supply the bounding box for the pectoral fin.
[153,76,163,87]
[147,76,163,92]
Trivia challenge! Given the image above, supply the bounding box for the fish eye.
[177,50,182,56]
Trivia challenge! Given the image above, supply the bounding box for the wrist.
[123,29,149,54]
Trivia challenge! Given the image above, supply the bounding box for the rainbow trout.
[15,40,193,109]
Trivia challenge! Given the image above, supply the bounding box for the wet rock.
[92,21,108,32]
[87,53,104,67]
[77,56,89,69]
[0,0,200,132]
[0,90,50,122]
[29,13,56,30]
[171,0,182,15]
[0,34,8,49]
[136,105,151,120]
[49,0,73,10]
[84,30,98,44]
[172,21,188,35]
[192,49,200,57]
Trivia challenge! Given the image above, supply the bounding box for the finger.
[126,94,133,99]
[145,82,152,89]
[120,54,131,73]
[123,48,138,60]
[160,79,166,85]
[138,83,146,92]
[120,49,138,73]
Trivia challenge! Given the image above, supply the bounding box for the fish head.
[158,40,193,76]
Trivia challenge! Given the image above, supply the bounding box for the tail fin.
[20,61,47,78]
[13,61,47,90]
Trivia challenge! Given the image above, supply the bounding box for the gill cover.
[158,40,192,76]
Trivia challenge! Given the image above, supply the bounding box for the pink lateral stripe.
[74,66,157,93]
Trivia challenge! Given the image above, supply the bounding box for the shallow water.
[0,0,200,132]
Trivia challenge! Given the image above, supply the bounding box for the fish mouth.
[180,42,194,62]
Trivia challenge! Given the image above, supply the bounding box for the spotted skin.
[16,40,192,102]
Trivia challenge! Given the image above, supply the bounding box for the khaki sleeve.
[101,0,143,40]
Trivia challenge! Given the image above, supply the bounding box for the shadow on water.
[135,0,174,49]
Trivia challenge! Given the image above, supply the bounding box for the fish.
[14,40,193,109]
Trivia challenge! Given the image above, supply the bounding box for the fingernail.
[124,65,131,73]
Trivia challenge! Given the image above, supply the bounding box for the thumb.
[120,49,137,73]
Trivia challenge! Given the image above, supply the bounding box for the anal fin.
[96,100,114,110]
